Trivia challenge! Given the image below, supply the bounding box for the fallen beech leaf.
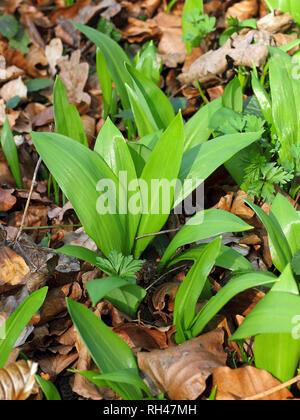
[0,76,27,102]
[26,47,48,78]
[57,50,90,105]
[0,360,38,400]
[45,38,63,76]
[0,188,16,211]
[213,366,293,400]
[257,10,294,33]
[113,323,170,351]
[138,329,227,400]
[0,247,29,293]
[226,0,258,21]
[231,191,255,220]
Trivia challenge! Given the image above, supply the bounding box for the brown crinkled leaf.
[213,366,293,400]
[0,247,30,293]
[231,190,255,220]
[257,10,294,33]
[45,38,63,76]
[0,188,16,212]
[152,281,180,312]
[0,360,38,400]
[138,329,227,400]
[226,0,258,21]
[57,50,90,105]
[0,76,27,102]
[26,47,48,78]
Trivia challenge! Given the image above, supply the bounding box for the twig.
[243,374,300,401]
[14,157,42,244]
[145,264,187,291]
[135,228,180,240]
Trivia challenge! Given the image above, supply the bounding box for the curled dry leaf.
[45,38,63,76]
[0,188,16,212]
[257,10,294,33]
[138,329,227,400]
[212,366,293,400]
[0,247,30,293]
[152,281,180,312]
[26,47,48,79]
[57,50,90,105]
[0,76,27,103]
[0,360,38,400]
[226,0,259,21]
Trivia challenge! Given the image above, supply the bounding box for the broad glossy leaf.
[191,271,276,337]
[167,243,254,273]
[96,48,112,119]
[222,77,243,113]
[55,245,99,266]
[94,118,141,251]
[251,71,272,125]
[1,116,22,189]
[31,131,128,257]
[270,193,300,256]
[184,98,222,151]
[177,130,264,206]
[72,369,151,399]
[174,237,222,343]
[269,47,300,166]
[74,23,131,110]
[53,77,88,146]
[105,285,146,318]
[128,142,152,178]
[36,375,61,401]
[66,299,142,400]
[126,83,158,137]
[134,113,184,258]
[159,209,253,270]
[126,64,175,131]
[245,199,293,272]
[0,287,48,368]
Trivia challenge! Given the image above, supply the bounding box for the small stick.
[243,374,300,401]
[14,157,42,244]
[135,228,180,240]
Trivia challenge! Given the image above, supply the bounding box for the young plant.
[1,116,23,189]
[219,17,257,46]
[231,264,300,383]
[182,4,216,54]
[66,298,155,400]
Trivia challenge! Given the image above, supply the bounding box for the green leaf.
[270,193,300,256]
[35,375,61,401]
[94,118,141,251]
[96,48,112,119]
[66,298,142,400]
[269,47,300,167]
[25,78,53,93]
[182,0,204,54]
[86,276,146,317]
[174,237,222,343]
[183,98,222,151]
[178,130,264,206]
[126,64,175,131]
[191,271,276,337]
[159,209,253,271]
[245,199,293,272]
[8,27,30,54]
[53,76,88,146]
[74,23,131,111]
[0,15,18,39]
[5,96,21,110]
[1,116,23,189]
[251,70,272,125]
[55,245,100,266]
[0,287,48,368]
[222,77,243,113]
[31,131,128,257]
[133,113,184,258]
[167,243,254,273]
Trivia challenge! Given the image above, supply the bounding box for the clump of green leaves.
[96,250,145,280]
[97,17,122,42]
[0,15,30,54]
[182,8,216,52]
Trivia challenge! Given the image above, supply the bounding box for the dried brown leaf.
[0,360,38,400]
